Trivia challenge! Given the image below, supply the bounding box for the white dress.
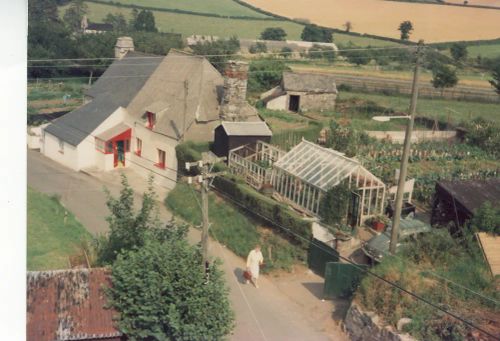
[246,249,264,279]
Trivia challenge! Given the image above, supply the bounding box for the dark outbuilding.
[212,121,272,158]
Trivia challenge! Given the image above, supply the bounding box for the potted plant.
[369,215,389,232]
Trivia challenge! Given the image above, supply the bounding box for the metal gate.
[307,238,339,277]
[323,262,368,299]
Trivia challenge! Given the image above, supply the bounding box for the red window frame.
[155,149,166,169]
[146,112,156,129]
[135,138,142,156]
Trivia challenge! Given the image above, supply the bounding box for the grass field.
[445,0,500,6]
[243,0,500,42]
[338,91,500,123]
[27,188,91,271]
[466,43,500,58]
[98,0,269,17]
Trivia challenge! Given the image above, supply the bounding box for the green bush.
[212,176,312,248]
[175,141,210,175]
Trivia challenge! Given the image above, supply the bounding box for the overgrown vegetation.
[248,58,290,93]
[27,187,91,270]
[357,229,499,340]
[165,181,307,272]
[190,37,240,73]
[319,181,353,227]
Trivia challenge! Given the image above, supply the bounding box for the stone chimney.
[115,37,135,59]
[220,61,249,121]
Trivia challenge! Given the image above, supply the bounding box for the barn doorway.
[289,95,300,112]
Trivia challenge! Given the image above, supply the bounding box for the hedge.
[175,141,210,175]
[212,176,312,248]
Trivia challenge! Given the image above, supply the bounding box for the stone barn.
[261,72,338,112]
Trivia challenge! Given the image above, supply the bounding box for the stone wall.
[365,130,457,144]
[289,92,337,112]
[220,61,249,121]
[344,303,416,341]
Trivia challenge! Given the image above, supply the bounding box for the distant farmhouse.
[81,15,113,34]
[260,72,338,112]
[41,37,262,190]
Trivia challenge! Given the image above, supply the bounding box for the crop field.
[243,0,500,42]
[445,0,500,6]
[97,0,269,17]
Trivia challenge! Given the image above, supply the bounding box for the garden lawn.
[27,187,91,270]
[97,0,270,18]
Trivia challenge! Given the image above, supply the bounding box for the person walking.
[246,245,264,288]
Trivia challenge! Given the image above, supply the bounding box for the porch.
[94,123,131,171]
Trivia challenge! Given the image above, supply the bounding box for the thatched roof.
[282,72,338,94]
[126,50,224,140]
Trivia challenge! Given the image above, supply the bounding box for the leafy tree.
[249,42,268,54]
[308,44,336,62]
[247,59,290,93]
[325,120,369,157]
[450,42,468,63]
[343,49,370,65]
[131,31,183,55]
[104,13,128,33]
[469,202,500,235]
[95,174,160,264]
[301,24,333,43]
[462,117,500,157]
[63,0,88,32]
[191,37,240,72]
[260,27,287,41]
[129,8,139,30]
[29,0,59,24]
[343,21,353,33]
[320,181,353,226]
[106,223,235,340]
[431,63,458,92]
[398,20,413,40]
[134,9,158,32]
[488,61,500,94]
[280,46,293,58]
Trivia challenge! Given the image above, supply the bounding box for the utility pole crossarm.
[389,40,424,255]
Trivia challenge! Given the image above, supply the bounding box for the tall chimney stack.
[220,61,249,121]
[115,37,134,59]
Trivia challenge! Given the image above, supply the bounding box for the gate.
[307,238,339,277]
[323,262,368,299]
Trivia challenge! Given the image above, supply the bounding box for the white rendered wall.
[42,132,80,171]
[266,95,288,110]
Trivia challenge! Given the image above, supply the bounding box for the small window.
[105,141,113,154]
[136,138,142,156]
[146,112,156,129]
[156,149,166,169]
[58,139,64,154]
[95,138,105,153]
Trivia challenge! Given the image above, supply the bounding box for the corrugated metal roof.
[44,51,162,146]
[27,268,120,341]
[477,232,500,277]
[221,121,272,136]
[437,179,500,215]
[274,139,383,191]
[282,72,338,93]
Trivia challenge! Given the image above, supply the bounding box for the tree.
[249,42,268,54]
[343,21,353,33]
[450,42,468,63]
[134,9,158,32]
[280,46,293,58]
[95,174,160,264]
[319,181,353,226]
[398,20,413,40]
[301,24,333,43]
[104,13,128,32]
[191,37,240,72]
[308,44,336,62]
[260,27,287,41]
[129,8,139,30]
[343,49,371,65]
[431,63,458,93]
[247,59,290,92]
[469,202,500,235]
[106,223,235,340]
[488,61,500,94]
[29,0,59,25]
[63,0,88,32]
[131,31,183,55]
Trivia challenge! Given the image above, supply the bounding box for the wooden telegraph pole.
[186,154,226,271]
[389,40,425,255]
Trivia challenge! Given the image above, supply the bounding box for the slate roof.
[44,51,162,146]
[436,179,500,215]
[221,121,272,136]
[282,72,338,93]
[126,50,224,140]
[27,268,121,341]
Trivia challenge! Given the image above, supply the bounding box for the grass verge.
[27,187,91,270]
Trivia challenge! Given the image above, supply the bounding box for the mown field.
[466,43,500,58]
[64,1,399,46]
[243,0,500,42]
[97,0,270,17]
[27,188,91,271]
